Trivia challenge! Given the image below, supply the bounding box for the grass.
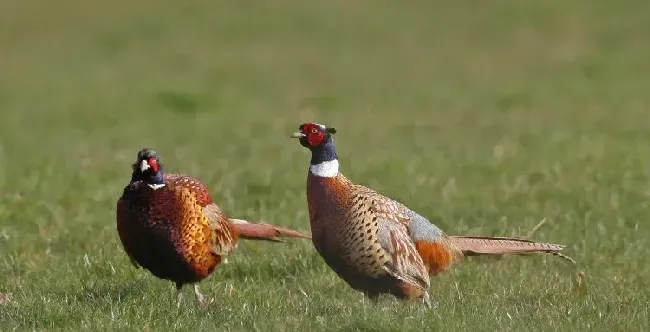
[1,0,649,330]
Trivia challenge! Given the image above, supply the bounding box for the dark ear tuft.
[138,148,158,159]
[326,127,337,134]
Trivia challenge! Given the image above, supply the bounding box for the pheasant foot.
[422,292,438,309]
[194,284,213,306]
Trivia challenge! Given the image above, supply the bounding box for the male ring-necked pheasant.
[291,123,576,307]
[117,148,311,307]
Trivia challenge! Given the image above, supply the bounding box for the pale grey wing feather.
[376,219,431,291]
[405,209,446,242]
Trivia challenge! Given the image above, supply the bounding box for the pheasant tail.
[449,236,577,264]
[230,219,312,242]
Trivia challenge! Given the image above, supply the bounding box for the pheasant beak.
[140,159,151,172]
[290,132,306,138]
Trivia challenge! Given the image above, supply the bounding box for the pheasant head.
[291,123,339,177]
[130,148,165,189]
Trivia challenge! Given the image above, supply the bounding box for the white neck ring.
[310,160,339,177]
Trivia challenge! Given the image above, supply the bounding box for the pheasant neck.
[310,159,339,177]
[147,172,166,190]
[130,170,166,190]
[309,142,339,178]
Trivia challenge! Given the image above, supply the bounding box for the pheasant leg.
[366,292,379,305]
[194,284,207,306]
[175,282,184,308]
[422,292,432,308]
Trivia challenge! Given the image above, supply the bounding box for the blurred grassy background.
[1,0,649,330]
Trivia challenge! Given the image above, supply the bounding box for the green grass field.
[1,0,649,330]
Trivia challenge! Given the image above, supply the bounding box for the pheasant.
[291,123,576,307]
[116,148,311,307]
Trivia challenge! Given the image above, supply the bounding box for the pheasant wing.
[202,203,238,256]
[351,186,430,291]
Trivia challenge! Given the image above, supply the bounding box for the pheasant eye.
[311,128,318,134]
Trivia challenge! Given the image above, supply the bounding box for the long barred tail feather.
[229,219,312,242]
[449,236,577,265]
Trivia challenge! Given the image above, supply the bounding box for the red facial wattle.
[307,131,324,146]
[301,123,325,146]
[148,157,160,172]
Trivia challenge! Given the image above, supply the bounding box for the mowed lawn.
[1,0,649,330]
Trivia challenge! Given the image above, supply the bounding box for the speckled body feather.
[307,172,462,301]
[117,173,237,284]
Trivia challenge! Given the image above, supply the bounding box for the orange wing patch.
[415,241,455,276]
[174,187,219,279]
